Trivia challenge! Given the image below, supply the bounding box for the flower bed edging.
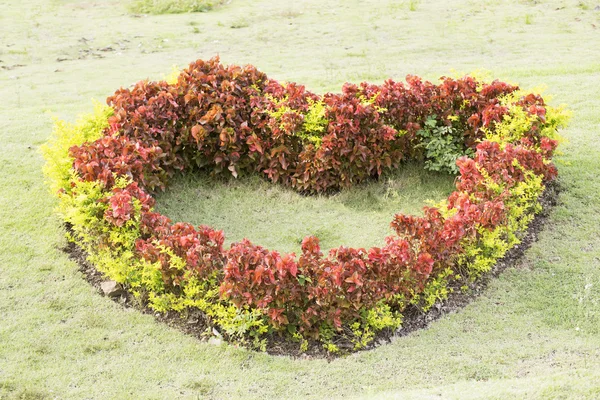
[42,57,570,353]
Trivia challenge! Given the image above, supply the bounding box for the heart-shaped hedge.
[42,57,569,352]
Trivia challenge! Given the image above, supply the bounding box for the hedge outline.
[42,57,569,352]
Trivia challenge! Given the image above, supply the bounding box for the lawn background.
[1,0,600,398]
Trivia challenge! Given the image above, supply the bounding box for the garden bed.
[43,57,569,354]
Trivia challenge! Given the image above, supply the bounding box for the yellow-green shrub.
[41,103,112,196]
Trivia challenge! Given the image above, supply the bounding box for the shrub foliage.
[43,57,569,352]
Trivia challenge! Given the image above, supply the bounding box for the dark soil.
[63,181,560,360]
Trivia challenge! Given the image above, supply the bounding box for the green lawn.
[1,0,600,399]
[154,164,455,254]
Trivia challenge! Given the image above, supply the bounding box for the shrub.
[415,115,475,174]
[43,57,569,352]
[41,102,112,196]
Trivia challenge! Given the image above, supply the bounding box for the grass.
[154,164,456,254]
[1,0,600,399]
[128,0,226,14]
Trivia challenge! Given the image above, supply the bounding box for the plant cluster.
[42,57,569,352]
[128,0,226,15]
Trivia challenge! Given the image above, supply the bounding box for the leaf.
[219,130,229,145]
[287,324,297,334]
[228,164,238,178]
[289,263,298,277]
[190,125,204,142]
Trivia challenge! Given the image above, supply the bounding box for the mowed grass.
[155,164,455,254]
[1,0,600,399]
